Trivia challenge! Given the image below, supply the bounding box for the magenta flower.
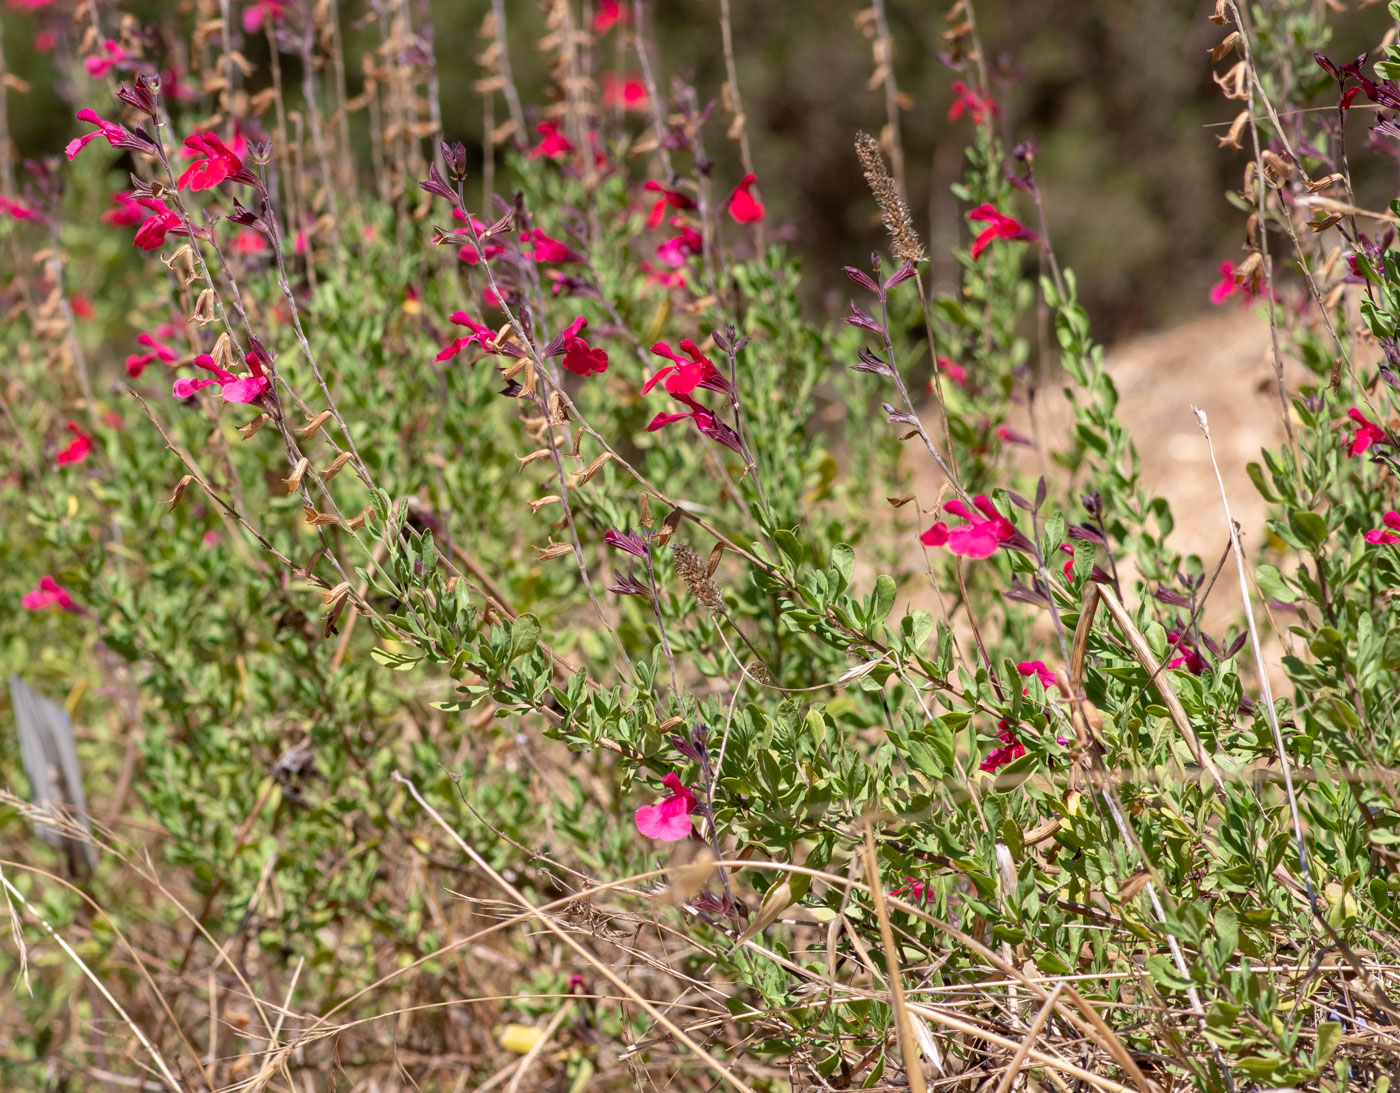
[1365,511,1400,544]
[65,108,126,160]
[931,356,968,388]
[22,576,75,612]
[1209,261,1242,305]
[727,174,765,224]
[981,722,1026,772]
[919,495,1019,559]
[643,340,727,398]
[132,198,183,251]
[947,81,996,124]
[55,422,92,466]
[889,876,930,902]
[0,194,34,221]
[634,773,696,841]
[126,325,180,378]
[996,424,1031,446]
[1348,408,1387,456]
[102,191,145,227]
[84,39,128,79]
[656,219,703,267]
[593,0,626,33]
[530,121,574,160]
[176,132,251,191]
[172,351,270,403]
[1017,660,1058,693]
[601,72,648,112]
[434,312,500,362]
[241,0,287,33]
[967,203,1039,259]
[1166,632,1207,675]
[643,180,694,229]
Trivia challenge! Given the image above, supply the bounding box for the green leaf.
[871,574,896,623]
[829,544,855,595]
[1288,510,1328,549]
[371,646,422,672]
[1315,1021,1342,1067]
[508,614,542,662]
[1145,953,1198,991]
[1255,564,1294,603]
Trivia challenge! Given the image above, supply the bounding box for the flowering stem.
[643,549,680,697]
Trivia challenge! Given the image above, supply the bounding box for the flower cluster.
[173,351,270,404]
[920,495,1024,559]
[643,339,743,453]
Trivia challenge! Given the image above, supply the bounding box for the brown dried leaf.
[886,494,916,507]
[639,493,654,528]
[532,541,575,560]
[1209,0,1228,23]
[164,474,193,507]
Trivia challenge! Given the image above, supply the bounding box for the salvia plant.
[4,0,1400,1089]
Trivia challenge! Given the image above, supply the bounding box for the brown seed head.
[854,131,924,263]
[672,544,725,613]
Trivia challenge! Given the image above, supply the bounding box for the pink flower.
[34,30,56,53]
[71,294,94,320]
[1209,261,1240,305]
[241,0,287,33]
[996,424,1031,446]
[102,191,146,227]
[520,227,581,264]
[55,422,92,466]
[530,121,574,160]
[176,132,249,191]
[1016,660,1058,693]
[0,194,34,221]
[947,80,996,124]
[919,495,1019,559]
[1348,408,1387,456]
[1365,511,1400,544]
[967,203,1039,259]
[593,0,627,33]
[22,576,75,613]
[642,180,695,230]
[65,107,125,161]
[434,312,499,362]
[634,773,696,841]
[558,317,609,376]
[656,220,703,267]
[172,351,270,403]
[889,876,930,902]
[929,356,968,388]
[643,339,727,399]
[727,173,765,224]
[132,198,182,250]
[639,260,688,289]
[233,228,267,255]
[7,0,56,10]
[601,72,648,111]
[84,38,128,79]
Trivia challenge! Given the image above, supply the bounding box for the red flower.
[103,191,146,227]
[1166,632,1207,675]
[233,229,268,255]
[65,108,125,160]
[176,132,249,191]
[132,198,182,250]
[642,180,695,230]
[1348,408,1387,456]
[639,260,688,289]
[889,876,930,902]
[643,340,727,398]
[530,121,574,160]
[593,0,627,33]
[451,209,505,265]
[172,351,269,403]
[84,39,128,79]
[920,494,1018,559]
[601,72,648,111]
[634,773,696,841]
[980,722,1026,772]
[434,312,499,362]
[521,227,582,264]
[71,294,94,320]
[967,203,1039,259]
[22,576,75,613]
[996,424,1031,446]
[1365,511,1400,544]
[929,356,968,388]
[55,422,92,466]
[646,404,745,454]
[727,173,765,224]
[947,80,996,124]
[553,316,609,376]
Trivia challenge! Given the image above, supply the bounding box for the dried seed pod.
[673,544,725,613]
[854,131,924,263]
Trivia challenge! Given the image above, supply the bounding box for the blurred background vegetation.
[3,0,1390,342]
